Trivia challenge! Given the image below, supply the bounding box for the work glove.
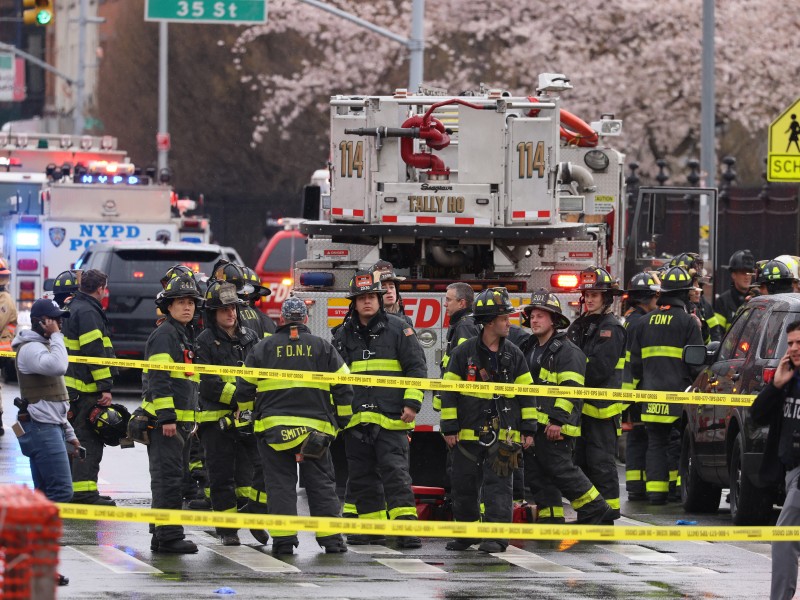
[299,430,333,460]
[490,440,522,476]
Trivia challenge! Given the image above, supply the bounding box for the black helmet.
[371,260,406,283]
[578,266,621,294]
[346,270,386,300]
[728,249,755,273]
[157,272,203,309]
[88,403,131,447]
[669,252,704,277]
[240,265,271,298]
[204,281,245,309]
[160,264,195,289]
[211,260,248,290]
[626,271,661,295]
[660,266,694,292]
[52,269,82,294]
[472,287,517,324]
[756,259,795,285]
[522,289,570,329]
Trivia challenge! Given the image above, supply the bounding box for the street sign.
[144,0,267,24]
[156,132,171,152]
[768,97,800,182]
[0,53,15,102]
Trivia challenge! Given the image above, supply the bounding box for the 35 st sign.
[145,0,267,24]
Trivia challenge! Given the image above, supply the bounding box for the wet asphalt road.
[0,383,778,599]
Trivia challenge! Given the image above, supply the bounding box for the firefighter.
[332,270,427,549]
[0,258,16,434]
[625,265,704,505]
[241,265,278,335]
[195,281,268,546]
[714,249,755,332]
[671,252,722,343]
[142,273,203,554]
[212,261,276,338]
[567,266,626,521]
[439,287,536,552]
[436,282,480,412]
[234,296,354,555]
[621,271,661,501]
[756,259,797,295]
[372,260,412,325]
[51,269,82,308]
[775,254,800,293]
[61,269,117,506]
[520,289,613,524]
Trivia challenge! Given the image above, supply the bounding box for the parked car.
[254,229,306,320]
[680,293,800,524]
[74,241,240,360]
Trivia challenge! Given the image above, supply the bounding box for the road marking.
[601,544,677,562]
[376,559,446,574]
[346,544,402,555]
[198,532,300,573]
[652,566,718,575]
[493,546,581,574]
[296,583,320,587]
[68,545,162,574]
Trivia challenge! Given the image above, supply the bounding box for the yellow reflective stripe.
[582,402,626,419]
[64,376,98,393]
[557,371,585,385]
[359,510,387,520]
[571,486,600,509]
[153,397,175,411]
[72,481,98,492]
[347,411,412,430]
[254,416,336,436]
[219,382,236,404]
[148,353,174,363]
[554,398,574,414]
[561,424,581,436]
[441,353,451,368]
[539,368,558,384]
[607,498,620,509]
[646,481,669,492]
[706,315,720,328]
[64,337,80,351]
[615,357,625,369]
[521,407,538,420]
[404,388,424,402]
[641,346,683,359]
[196,409,231,423]
[440,408,457,420]
[336,363,351,374]
[349,359,403,373]
[268,433,309,451]
[641,414,677,423]
[432,395,442,411]
[538,506,564,519]
[169,371,200,382]
[514,373,533,386]
[669,470,679,482]
[458,428,521,442]
[256,380,331,392]
[626,470,645,482]
[388,506,418,519]
[715,312,728,330]
[78,329,103,346]
[91,367,112,381]
[621,381,635,390]
[102,336,112,348]
[337,404,353,416]
[343,503,358,516]
[443,372,463,381]
[625,350,631,362]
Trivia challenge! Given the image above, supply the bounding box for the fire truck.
[290,74,636,485]
[0,134,210,310]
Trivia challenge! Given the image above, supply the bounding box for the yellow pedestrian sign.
[768,97,800,182]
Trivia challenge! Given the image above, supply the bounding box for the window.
[108,249,222,281]
[261,236,306,272]
[734,305,769,360]
[718,308,750,361]
[760,311,790,359]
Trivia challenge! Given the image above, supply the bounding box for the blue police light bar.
[180,236,202,243]
[16,227,41,249]
[299,272,335,287]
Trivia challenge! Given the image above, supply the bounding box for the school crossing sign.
[768,97,800,182]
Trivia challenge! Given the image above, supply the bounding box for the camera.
[218,410,252,432]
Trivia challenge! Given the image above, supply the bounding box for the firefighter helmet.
[577,266,621,294]
[88,403,131,447]
[659,266,694,292]
[472,287,517,324]
[160,264,195,289]
[211,260,248,290]
[282,296,308,322]
[204,281,244,309]
[728,249,755,273]
[626,271,661,295]
[346,270,386,300]
[156,273,203,309]
[669,252,704,277]
[371,260,406,283]
[774,255,800,280]
[522,289,570,329]
[756,259,795,284]
[240,266,271,298]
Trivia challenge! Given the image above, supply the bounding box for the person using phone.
[752,320,800,600]
[12,298,77,587]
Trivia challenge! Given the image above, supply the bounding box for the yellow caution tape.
[0,351,753,406]
[55,504,799,541]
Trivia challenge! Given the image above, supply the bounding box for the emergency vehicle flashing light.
[0,157,22,168]
[550,273,580,289]
[299,272,335,288]
[87,161,136,176]
[15,227,41,249]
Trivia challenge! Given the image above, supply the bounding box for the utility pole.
[74,0,87,135]
[699,0,715,268]
[157,21,168,171]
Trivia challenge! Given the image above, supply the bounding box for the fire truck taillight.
[299,272,334,288]
[19,281,35,301]
[550,273,579,290]
[17,259,38,271]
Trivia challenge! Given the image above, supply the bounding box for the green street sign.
[145,0,267,24]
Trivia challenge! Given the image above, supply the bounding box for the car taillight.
[133,271,144,279]
[550,273,579,290]
[763,367,776,385]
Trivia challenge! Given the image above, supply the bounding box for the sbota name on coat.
[275,344,314,358]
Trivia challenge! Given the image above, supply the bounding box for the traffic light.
[23,0,53,26]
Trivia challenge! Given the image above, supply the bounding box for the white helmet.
[774,255,800,280]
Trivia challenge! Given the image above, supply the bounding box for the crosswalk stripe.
[197,532,300,573]
[376,559,446,574]
[652,566,718,575]
[493,546,581,573]
[346,544,402,555]
[67,545,162,574]
[601,544,677,562]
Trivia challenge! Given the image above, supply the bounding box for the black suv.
[680,293,800,524]
[74,241,241,359]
